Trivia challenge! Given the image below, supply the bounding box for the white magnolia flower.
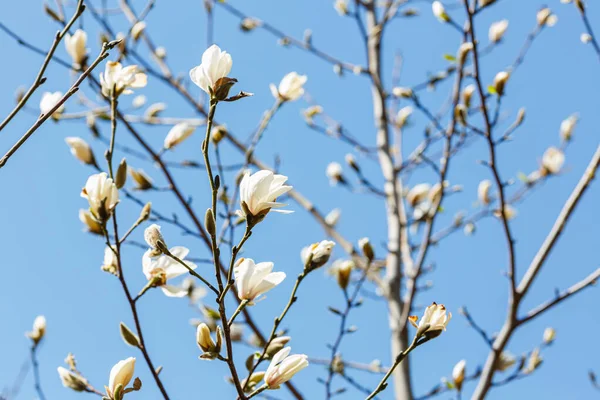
[164,122,196,150]
[493,71,510,96]
[58,367,88,392]
[237,170,293,220]
[543,327,556,344]
[107,357,136,398]
[462,84,476,108]
[81,172,119,221]
[392,87,413,98]
[26,315,46,344]
[325,208,342,227]
[406,183,431,207]
[301,240,336,268]
[358,237,374,260]
[409,302,451,337]
[142,246,197,297]
[40,91,65,117]
[102,246,119,273]
[100,61,147,97]
[79,209,103,234]
[581,33,592,44]
[330,260,354,289]
[265,347,309,389]
[189,44,233,95]
[395,106,413,128]
[65,137,94,165]
[457,42,473,64]
[478,179,492,205]
[65,29,88,65]
[334,0,349,16]
[524,348,543,374]
[131,21,146,41]
[196,322,222,354]
[452,359,466,390]
[326,162,344,185]
[270,72,307,102]
[560,114,578,141]
[537,8,558,27]
[234,258,286,304]
[132,95,146,108]
[432,1,450,22]
[489,20,509,43]
[541,147,565,175]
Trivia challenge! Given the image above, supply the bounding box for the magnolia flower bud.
[265,347,309,388]
[154,46,167,59]
[335,260,353,290]
[452,359,466,391]
[301,240,336,269]
[211,124,227,144]
[334,0,349,16]
[270,72,307,102]
[464,222,476,236]
[457,42,473,65]
[79,209,103,235]
[524,348,543,374]
[325,208,341,227]
[129,168,154,190]
[432,1,450,23]
[489,20,509,43]
[543,327,556,344]
[478,179,492,205]
[392,87,413,98]
[395,106,413,128]
[205,208,216,236]
[494,205,517,220]
[541,147,565,175]
[302,105,323,124]
[581,33,592,44]
[81,172,119,222]
[560,114,578,142]
[107,357,136,399]
[65,29,88,66]
[266,336,291,357]
[326,162,344,186]
[516,108,526,126]
[58,367,88,392]
[358,237,374,261]
[241,371,265,393]
[115,158,128,189]
[196,323,222,358]
[65,137,95,165]
[495,352,516,371]
[144,224,166,252]
[144,102,167,120]
[537,8,558,27]
[131,21,146,41]
[345,153,359,172]
[132,95,146,109]
[234,258,286,304]
[479,0,497,7]
[406,183,431,207]
[26,315,46,345]
[230,323,244,342]
[462,84,476,108]
[189,44,233,97]
[240,17,262,32]
[493,71,510,96]
[164,122,196,150]
[454,104,468,126]
[102,246,119,275]
[40,91,65,118]
[409,302,451,339]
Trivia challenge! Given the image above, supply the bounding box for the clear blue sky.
[1,1,599,399]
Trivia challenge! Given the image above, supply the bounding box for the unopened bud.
[115,158,128,189]
[358,237,374,261]
[205,208,216,236]
[139,202,152,222]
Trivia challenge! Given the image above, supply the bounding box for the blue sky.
[1,1,599,399]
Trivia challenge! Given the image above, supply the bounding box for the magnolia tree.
[1,0,600,399]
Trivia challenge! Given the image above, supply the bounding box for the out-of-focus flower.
[142,246,198,297]
[333,260,353,289]
[395,106,413,128]
[129,167,154,190]
[537,8,558,27]
[58,367,88,392]
[100,61,147,97]
[462,84,476,108]
[132,95,146,108]
[65,29,88,66]
[358,237,374,261]
[265,347,309,388]
[230,323,244,342]
[560,114,578,142]
[236,170,293,223]
[543,327,556,344]
[189,44,233,97]
[302,105,323,124]
[325,208,342,227]
[541,147,565,175]
[457,42,473,64]
[107,357,136,399]
[240,17,262,31]
[493,71,510,96]
[489,20,509,43]
[432,1,450,22]
[131,21,146,41]
[581,33,592,44]
[334,0,349,16]
[234,258,286,304]
[495,352,516,371]
[478,179,492,205]
[494,205,517,220]
[40,91,65,118]
[26,316,46,345]
[270,72,307,102]
[65,137,95,166]
[164,122,196,150]
[81,172,119,222]
[452,359,466,391]
[407,183,431,207]
[524,348,543,374]
[301,240,336,269]
[408,302,451,338]
[326,162,344,186]
[392,87,413,98]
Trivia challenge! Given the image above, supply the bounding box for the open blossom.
[234,258,286,304]
[265,347,309,388]
[65,29,88,65]
[65,137,95,165]
[189,44,233,95]
[489,20,509,43]
[26,315,46,344]
[301,240,336,269]
[40,91,65,117]
[409,302,451,338]
[58,367,88,392]
[237,170,293,221]
[478,179,492,205]
[452,360,466,390]
[541,147,565,175]
[270,72,307,102]
[100,61,147,97]
[432,1,450,22]
[164,122,196,150]
[107,357,135,399]
[81,172,119,221]
[142,246,197,297]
